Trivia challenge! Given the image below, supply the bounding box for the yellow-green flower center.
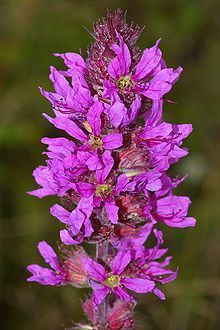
[95,184,112,197]
[117,76,133,91]
[89,135,103,149]
[104,274,121,288]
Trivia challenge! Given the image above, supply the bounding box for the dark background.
[1,0,220,329]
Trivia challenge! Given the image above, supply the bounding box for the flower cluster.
[27,9,195,329]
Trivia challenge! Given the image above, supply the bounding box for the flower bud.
[62,247,88,287]
[118,147,149,177]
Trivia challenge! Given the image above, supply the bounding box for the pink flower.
[83,251,155,306]
[103,34,182,101]
[27,242,88,287]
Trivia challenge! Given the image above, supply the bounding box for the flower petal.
[49,66,70,95]
[115,174,129,195]
[153,287,166,300]
[121,278,155,293]
[43,114,87,141]
[141,81,172,100]
[50,204,70,224]
[27,265,62,286]
[133,39,162,80]
[105,200,119,224]
[102,133,123,149]
[93,286,110,306]
[87,98,103,136]
[60,229,83,245]
[54,52,86,74]
[38,241,60,271]
[83,258,107,282]
[108,33,131,79]
[96,150,114,183]
[107,101,126,128]
[86,155,103,170]
[144,99,163,127]
[112,251,131,275]
[69,196,93,234]
[114,287,134,302]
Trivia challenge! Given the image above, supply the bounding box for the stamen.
[95,184,112,197]
[117,76,134,91]
[89,135,103,149]
[105,274,121,287]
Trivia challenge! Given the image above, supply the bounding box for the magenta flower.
[50,173,131,245]
[44,97,122,171]
[27,242,88,287]
[112,226,177,300]
[40,65,92,118]
[139,122,192,167]
[104,93,142,128]
[83,251,155,306]
[134,229,178,300]
[145,194,196,228]
[50,196,94,245]
[28,137,87,198]
[103,33,182,100]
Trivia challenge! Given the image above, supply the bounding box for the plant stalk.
[95,240,109,329]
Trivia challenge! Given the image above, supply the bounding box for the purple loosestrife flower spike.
[27,9,196,329]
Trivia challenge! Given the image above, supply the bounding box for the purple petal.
[39,87,65,109]
[83,258,107,282]
[60,229,83,245]
[142,67,183,99]
[141,81,173,100]
[87,98,103,136]
[151,67,183,85]
[49,66,70,96]
[157,195,190,217]
[122,96,141,126]
[28,187,55,198]
[28,166,55,198]
[41,137,76,153]
[69,208,86,236]
[144,99,163,127]
[84,218,94,237]
[38,241,60,271]
[107,101,126,128]
[43,114,87,141]
[96,150,114,182]
[105,200,119,224]
[159,269,178,284]
[86,155,103,170]
[75,182,94,197]
[108,33,131,79]
[27,265,62,286]
[50,204,70,224]
[112,251,131,275]
[54,52,86,74]
[140,122,172,140]
[173,124,193,142]
[93,286,110,306]
[114,287,134,302]
[102,133,123,149]
[163,216,196,228]
[133,39,162,80]
[121,278,155,293]
[153,287,166,300]
[146,178,162,192]
[69,196,93,234]
[115,174,129,195]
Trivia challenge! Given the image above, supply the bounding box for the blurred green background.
[1,0,220,329]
